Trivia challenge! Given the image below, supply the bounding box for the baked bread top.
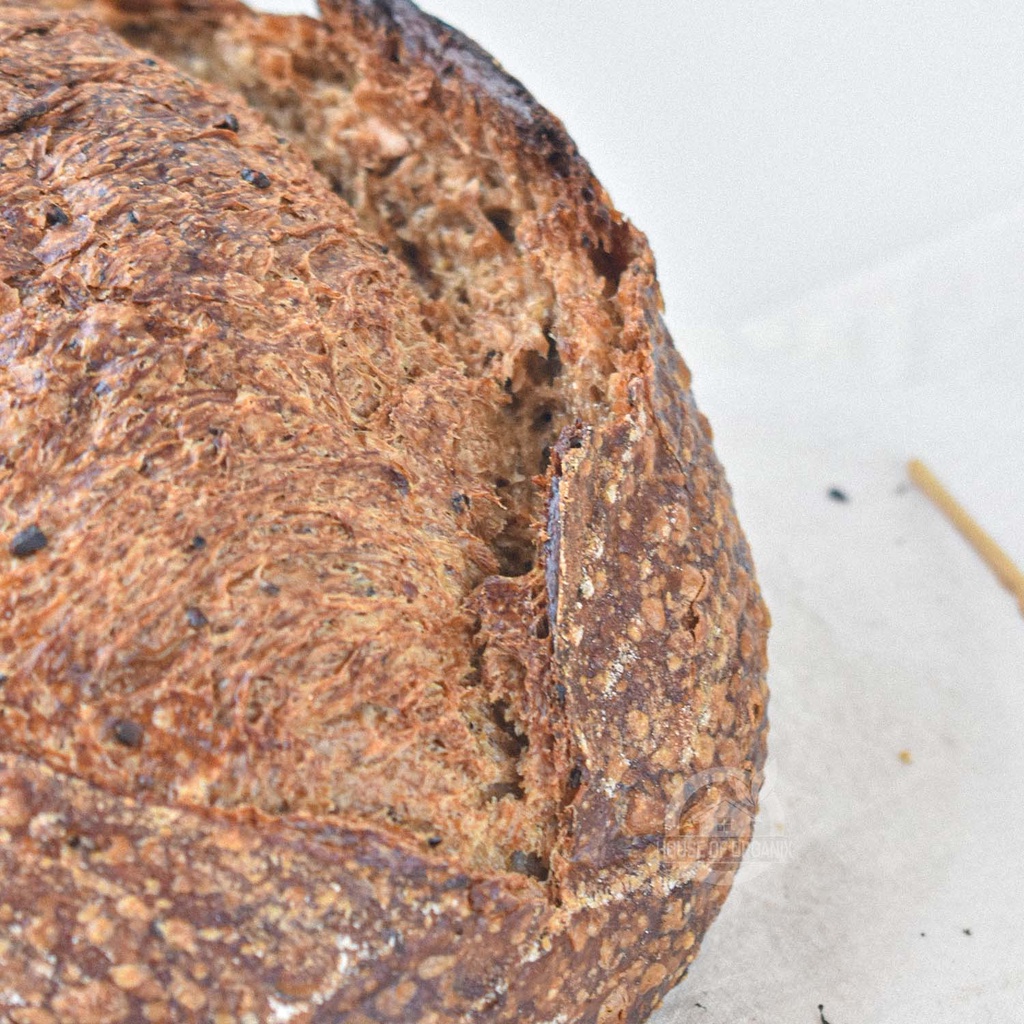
[0,1,770,1021]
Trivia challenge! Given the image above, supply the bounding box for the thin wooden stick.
[908,458,1024,617]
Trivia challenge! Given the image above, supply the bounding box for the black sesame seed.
[44,204,69,227]
[93,380,112,397]
[568,765,583,790]
[185,606,208,628]
[127,210,139,225]
[828,487,849,503]
[427,836,442,848]
[190,535,207,550]
[10,525,47,558]
[241,168,271,189]
[260,581,280,596]
[215,113,240,132]
[142,57,158,67]
[111,718,144,748]
[388,468,410,496]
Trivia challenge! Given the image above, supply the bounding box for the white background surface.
[260,3,1024,1021]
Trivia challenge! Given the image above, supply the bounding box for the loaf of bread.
[0,1,770,1020]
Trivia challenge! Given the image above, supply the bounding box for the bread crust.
[0,2,770,1021]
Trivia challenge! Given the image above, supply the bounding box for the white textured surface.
[673,213,1024,1023]
[255,3,1024,1020]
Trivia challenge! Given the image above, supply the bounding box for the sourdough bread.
[0,2,770,1020]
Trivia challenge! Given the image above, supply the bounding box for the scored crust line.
[908,458,1024,617]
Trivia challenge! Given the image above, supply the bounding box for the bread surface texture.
[0,2,770,1022]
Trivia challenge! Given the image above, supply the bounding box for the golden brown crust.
[0,1,770,1021]
[0,0,561,878]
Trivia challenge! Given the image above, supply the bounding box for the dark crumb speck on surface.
[818,1004,832,1024]
[963,927,972,936]
[44,204,69,227]
[827,487,849,503]
[185,606,208,628]
[241,167,271,189]
[509,849,549,881]
[0,674,7,686]
[110,718,144,748]
[10,524,48,558]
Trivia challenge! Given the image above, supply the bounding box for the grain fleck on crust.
[0,1,770,1021]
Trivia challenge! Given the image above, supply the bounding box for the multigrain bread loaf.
[0,1,770,1020]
